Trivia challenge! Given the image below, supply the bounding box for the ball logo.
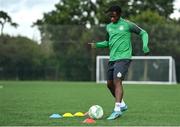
[117,72,122,78]
[88,105,103,119]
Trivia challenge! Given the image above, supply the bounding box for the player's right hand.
[88,43,96,48]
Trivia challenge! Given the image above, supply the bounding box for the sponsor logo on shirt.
[119,26,124,31]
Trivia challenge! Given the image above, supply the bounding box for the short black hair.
[106,5,122,14]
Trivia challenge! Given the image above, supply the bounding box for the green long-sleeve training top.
[95,18,149,61]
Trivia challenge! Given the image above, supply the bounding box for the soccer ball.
[88,105,103,119]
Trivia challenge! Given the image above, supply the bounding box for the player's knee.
[114,78,122,86]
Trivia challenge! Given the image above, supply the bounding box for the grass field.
[0,81,180,126]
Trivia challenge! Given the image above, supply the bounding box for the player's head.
[106,5,121,23]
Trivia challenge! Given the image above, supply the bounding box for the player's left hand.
[143,47,150,56]
[144,52,150,56]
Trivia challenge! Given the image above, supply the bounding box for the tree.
[0,35,45,80]
[128,12,180,82]
[129,0,174,18]
[129,10,167,24]
[95,0,175,25]
[0,11,18,35]
[34,0,99,80]
[35,0,175,25]
[34,0,177,81]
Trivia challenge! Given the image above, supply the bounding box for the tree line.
[0,0,180,82]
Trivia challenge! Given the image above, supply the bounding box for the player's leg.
[107,61,115,97]
[107,78,123,120]
[107,80,127,111]
[113,60,131,111]
[107,60,131,120]
[107,79,127,111]
[107,80,115,97]
[114,78,123,110]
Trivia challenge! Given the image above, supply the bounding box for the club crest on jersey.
[119,26,124,30]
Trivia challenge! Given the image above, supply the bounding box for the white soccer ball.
[88,105,104,119]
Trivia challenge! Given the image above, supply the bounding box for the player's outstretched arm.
[88,41,109,48]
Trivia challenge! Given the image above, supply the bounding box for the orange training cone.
[83,118,96,124]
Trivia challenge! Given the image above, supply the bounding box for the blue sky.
[0,0,59,42]
[0,0,180,43]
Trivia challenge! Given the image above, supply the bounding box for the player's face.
[109,11,120,23]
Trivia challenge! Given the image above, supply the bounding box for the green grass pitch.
[0,81,180,126]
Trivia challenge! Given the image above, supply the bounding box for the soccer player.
[89,5,150,120]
